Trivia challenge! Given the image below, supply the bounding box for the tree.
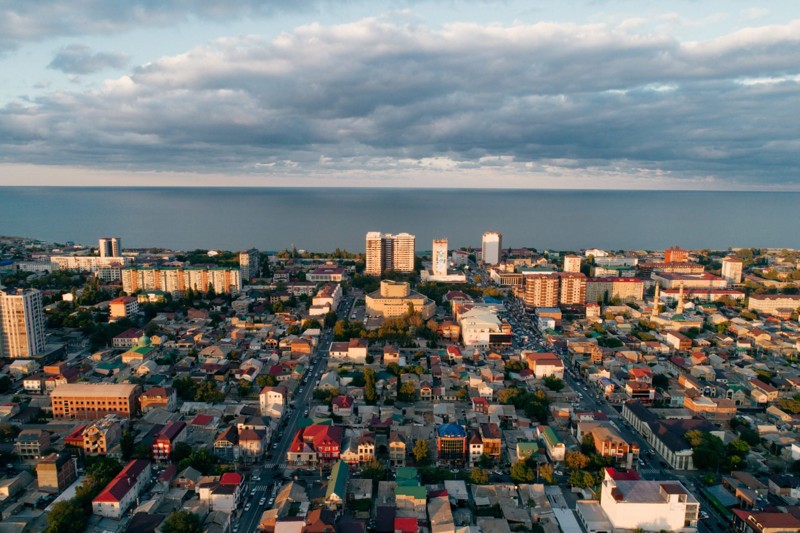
[238,379,253,397]
[195,380,225,403]
[543,376,565,392]
[470,468,490,484]
[398,381,418,402]
[362,458,386,481]
[0,376,11,394]
[652,374,669,390]
[538,463,554,484]
[413,439,431,466]
[477,454,494,469]
[565,451,590,471]
[173,376,198,401]
[120,430,135,461]
[510,461,536,483]
[172,441,193,463]
[45,500,87,533]
[364,368,378,404]
[257,374,278,388]
[162,510,203,533]
[580,434,596,455]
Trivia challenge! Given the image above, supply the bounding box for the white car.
[259,497,266,505]
[244,503,251,512]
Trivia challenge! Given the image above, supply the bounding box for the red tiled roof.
[220,472,243,486]
[394,517,418,533]
[93,459,150,504]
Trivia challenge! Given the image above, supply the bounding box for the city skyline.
[1,1,800,190]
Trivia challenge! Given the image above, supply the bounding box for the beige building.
[522,273,559,308]
[365,280,435,319]
[559,272,587,305]
[37,453,77,494]
[563,254,582,273]
[0,288,46,358]
[365,232,416,276]
[82,415,123,456]
[51,383,140,419]
[748,294,800,316]
[98,237,121,258]
[586,278,645,303]
[721,256,743,285]
[109,296,139,321]
[432,239,448,277]
[481,231,502,265]
[122,266,241,295]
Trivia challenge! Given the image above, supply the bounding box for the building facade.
[37,453,77,494]
[239,248,259,282]
[721,256,743,285]
[98,237,121,258]
[51,383,140,419]
[365,232,416,275]
[121,266,242,295]
[481,232,502,265]
[432,239,448,277]
[0,288,46,358]
[365,280,435,319]
[563,255,582,273]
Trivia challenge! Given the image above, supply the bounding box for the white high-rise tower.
[481,231,502,265]
[432,239,448,277]
[0,288,46,358]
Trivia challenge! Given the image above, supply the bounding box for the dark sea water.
[0,187,798,252]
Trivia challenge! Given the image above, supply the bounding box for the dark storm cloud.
[2,18,800,185]
[48,44,129,74]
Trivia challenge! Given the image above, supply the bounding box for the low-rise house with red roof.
[92,459,152,519]
[331,395,354,417]
[287,425,344,465]
[198,472,245,513]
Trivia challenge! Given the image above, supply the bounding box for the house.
[523,352,564,379]
[92,459,152,519]
[139,387,177,413]
[328,338,368,364]
[213,426,239,462]
[389,433,407,467]
[324,460,349,509]
[198,472,245,513]
[331,396,354,417]
[259,385,288,418]
[15,429,51,460]
[288,425,344,465]
[152,421,187,463]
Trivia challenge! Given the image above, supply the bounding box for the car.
[251,488,257,495]
[273,442,279,448]
[244,503,251,512]
[233,525,239,533]
[253,475,260,481]
[259,497,266,505]
[268,497,275,506]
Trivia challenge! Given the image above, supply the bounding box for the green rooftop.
[325,460,349,501]
[396,485,427,499]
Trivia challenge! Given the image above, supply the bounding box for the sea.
[0,187,798,253]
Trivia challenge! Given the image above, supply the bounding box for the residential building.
[722,256,743,285]
[51,383,141,419]
[15,429,51,460]
[748,294,800,316]
[365,232,416,275]
[36,452,77,494]
[542,426,566,462]
[121,266,242,295]
[198,472,245,513]
[82,415,123,456]
[664,247,689,263]
[522,273,559,308]
[563,254,582,273]
[432,239,448,277]
[365,280,435,319]
[109,296,139,322]
[436,424,467,464]
[92,459,152,519]
[651,272,728,290]
[308,267,346,283]
[259,385,288,418]
[586,278,645,303]
[588,469,699,532]
[328,338,368,364]
[559,272,587,305]
[152,421,187,463]
[288,425,344,465]
[214,426,239,462]
[325,461,349,509]
[0,288,46,358]
[98,237,121,258]
[479,423,502,459]
[731,509,800,533]
[239,248,259,282]
[481,232,502,265]
[577,422,638,463]
[389,433,407,467]
[139,387,176,413]
[523,352,564,379]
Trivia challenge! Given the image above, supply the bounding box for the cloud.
[48,44,129,74]
[2,16,800,187]
[0,1,318,52]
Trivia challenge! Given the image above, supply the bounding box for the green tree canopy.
[162,510,203,533]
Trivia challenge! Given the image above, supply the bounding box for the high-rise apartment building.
[563,254,582,273]
[121,266,242,295]
[432,239,448,277]
[664,246,689,263]
[523,273,560,308]
[481,232,502,265]
[365,232,416,276]
[98,237,121,258]
[239,248,260,282]
[559,272,587,305]
[721,256,743,285]
[0,288,46,358]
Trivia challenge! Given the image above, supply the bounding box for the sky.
[1,1,800,190]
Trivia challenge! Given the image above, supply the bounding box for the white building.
[92,460,152,519]
[259,386,288,418]
[590,469,699,532]
[0,288,46,359]
[98,237,121,258]
[432,239,448,277]
[481,232,502,265]
[721,256,743,285]
[563,255,582,273]
[239,248,260,282]
[459,306,503,347]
